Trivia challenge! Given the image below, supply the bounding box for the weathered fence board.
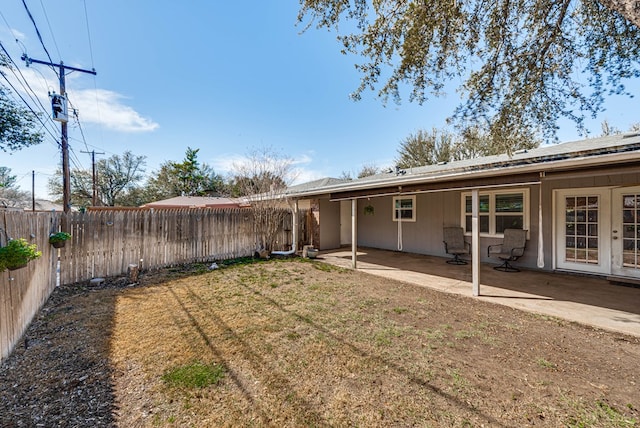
[0,212,58,362]
[57,208,296,284]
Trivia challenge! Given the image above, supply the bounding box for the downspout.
[537,173,545,268]
[271,198,298,256]
[397,186,403,251]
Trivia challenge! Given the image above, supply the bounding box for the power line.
[67,98,91,153]
[0,10,21,41]
[0,41,59,134]
[22,54,97,213]
[38,0,62,60]
[83,0,95,68]
[82,0,105,150]
[0,51,59,143]
[21,0,55,69]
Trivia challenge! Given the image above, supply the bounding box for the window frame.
[461,188,530,237]
[392,195,416,222]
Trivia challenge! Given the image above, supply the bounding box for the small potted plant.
[49,232,72,248]
[306,247,319,259]
[0,239,42,271]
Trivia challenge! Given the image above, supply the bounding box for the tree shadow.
[0,282,120,427]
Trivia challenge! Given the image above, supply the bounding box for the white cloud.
[209,151,325,185]
[0,27,25,41]
[290,167,324,185]
[68,88,159,132]
[6,66,158,133]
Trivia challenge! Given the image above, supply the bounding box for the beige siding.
[319,199,340,250]
[353,186,542,268]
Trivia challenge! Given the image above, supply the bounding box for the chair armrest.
[510,246,525,258]
[443,240,448,252]
[487,244,502,257]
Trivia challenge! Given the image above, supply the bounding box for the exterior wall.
[541,169,640,273]
[340,200,352,246]
[311,166,640,276]
[319,198,341,250]
[355,186,542,268]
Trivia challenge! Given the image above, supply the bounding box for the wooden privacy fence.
[1,207,306,362]
[58,208,305,284]
[0,211,59,362]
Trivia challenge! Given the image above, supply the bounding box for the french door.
[555,189,610,274]
[556,186,640,278]
[612,187,640,278]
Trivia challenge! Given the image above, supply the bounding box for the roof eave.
[284,150,640,199]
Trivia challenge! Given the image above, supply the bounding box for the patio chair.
[443,227,470,265]
[488,228,528,272]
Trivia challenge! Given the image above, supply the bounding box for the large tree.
[144,147,225,200]
[298,0,640,151]
[396,127,540,168]
[396,129,456,168]
[48,151,147,207]
[0,166,29,207]
[0,166,18,189]
[1,54,43,152]
[229,147,296,252]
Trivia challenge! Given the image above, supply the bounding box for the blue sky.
[1,1,639,198]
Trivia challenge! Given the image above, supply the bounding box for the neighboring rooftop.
[142,196,247,209]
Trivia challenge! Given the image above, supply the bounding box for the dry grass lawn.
[2,257,639,427]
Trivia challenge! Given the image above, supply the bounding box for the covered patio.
[318,247,640,338]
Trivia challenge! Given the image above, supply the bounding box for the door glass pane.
[621,194,640,269]
[565,196,599,265]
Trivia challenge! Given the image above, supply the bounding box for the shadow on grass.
[169,274,509,427]
[167,285,330,426]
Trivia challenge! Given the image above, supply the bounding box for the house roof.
[0,198,66,212]
[283,133,640,199]
[142,196,247,209]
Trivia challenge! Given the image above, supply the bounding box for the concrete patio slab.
[319,248,640,338]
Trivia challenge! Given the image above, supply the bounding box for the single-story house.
[141,196,249,209]
[0,199,66,212]
[281,133,640,292]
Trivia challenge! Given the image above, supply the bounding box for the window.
[462,189,529,236]
[393,195,416,222]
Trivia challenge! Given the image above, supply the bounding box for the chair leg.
[447,254,468,265]
[493,259,520,272]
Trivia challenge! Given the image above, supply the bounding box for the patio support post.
[351,198,357,269]
[292,199,298,253]
[472,189,481,296]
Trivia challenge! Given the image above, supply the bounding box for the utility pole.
[31,170,35,212]
[22,55,96,213]
[81,150,104,206]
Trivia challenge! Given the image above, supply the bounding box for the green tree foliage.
[357,163,381,178]
[396,127,540,168]
[396,129,455,168]
[0,166,17,189]
[144,147,225,199]
[298,0,640,150]
[0,166,29,207]
[48,151,147,207]
[1,54,43,152]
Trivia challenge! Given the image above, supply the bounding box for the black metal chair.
[443,227,470,265]
[488,228,528,272]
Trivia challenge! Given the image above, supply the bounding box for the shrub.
[0,239,42,271]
